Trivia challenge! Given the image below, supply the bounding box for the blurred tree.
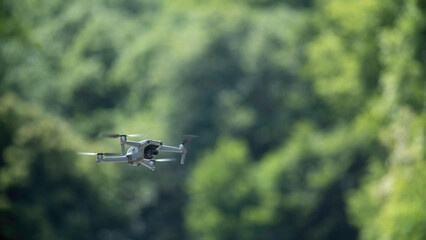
[346,0,426,239]
[114,3,327,158]
[0,94,130,240]
[186,138,255,240]
[186,0,424,239]
[1,0,425,239]
[349,110,426,240]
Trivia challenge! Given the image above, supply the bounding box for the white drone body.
[79,134,195,171]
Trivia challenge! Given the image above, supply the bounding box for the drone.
[78,134,196,171]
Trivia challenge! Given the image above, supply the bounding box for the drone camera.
[144,145,159,159]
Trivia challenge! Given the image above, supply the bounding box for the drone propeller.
[99,133,146,138]
[99,133,146,155]
[99,133,121,138]
[154,158,177,162]
[78,152,122,156]
[127,134,146,137]
[182,135,198,144]
[78,152,97,156]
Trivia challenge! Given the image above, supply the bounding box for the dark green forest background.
[0,0,425,239]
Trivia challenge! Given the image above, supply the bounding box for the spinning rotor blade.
[182,135,198,144]
[99,133,146,138]
[99,133,121,138]
[154,158,177,162]
[78,152,122,156]
[127,134,147,138]
[78,152,97,156]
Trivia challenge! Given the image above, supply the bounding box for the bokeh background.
[0,0,425,239]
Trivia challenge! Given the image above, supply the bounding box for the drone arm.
[159,144,187,164]
[117,135,142,155]
[125,141,144,147]
[102,156,129,162]
[158,145,184,153]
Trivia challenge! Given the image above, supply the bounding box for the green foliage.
[0,94,129,239]
[349,160,426,240]
[186,138,254,240]
[0,0,425,239]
